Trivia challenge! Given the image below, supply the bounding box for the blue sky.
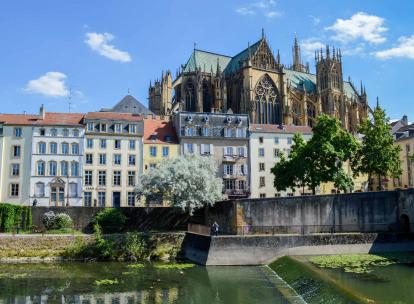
[1,0,413,121]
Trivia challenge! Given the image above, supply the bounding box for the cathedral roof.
[223,39,262,75]
[101,94,154,115]
[183,49,231,73]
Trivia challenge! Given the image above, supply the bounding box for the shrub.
[41,211,56,230]
[55,213,73,229]
[93,209,126,233]
[0,203,32,231]
[122,232,148,260]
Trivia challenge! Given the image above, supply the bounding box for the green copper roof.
[343,82,358,99]
[224,40,261,75]
[284,68,317,93]
[183,49,231,73]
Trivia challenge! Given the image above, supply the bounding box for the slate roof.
[143,118,178,144]
[101,95,153,115]
[85,112,143,122]
[250,124,313,134]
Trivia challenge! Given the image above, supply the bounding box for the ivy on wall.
[0,203,32,232]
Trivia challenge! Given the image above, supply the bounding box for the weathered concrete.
[184,232,414,265]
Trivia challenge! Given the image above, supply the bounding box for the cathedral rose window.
[254,74,277,104]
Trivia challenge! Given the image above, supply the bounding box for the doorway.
[112,192,121,208]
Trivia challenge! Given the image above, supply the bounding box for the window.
[127,192,136,206]
[148,163,157,170]
[162,147,169,157]
[238,180,245,190]
[11,164,19,176]
[40,129,45,136]
[275,193,281,197]
[49,161,57,176]
[12,146,21,157]
[258,148,265,157]
[186,127,194,136]
[236,128,244,138]
[259,176,265,187]
[237,147,245,157]
[201,144,210,155]
[114,154,121,165]
[114,139,121,149]
[274,137,279,144]
[61,161,68,176]
[84,192,92,207]
[98,171,106,186]
[14,127,22,137]
[202,127,209,136]
[259,163,265,172]
[225,146,233,156]
[50,186,64,205]
[129,140,135,150]
[224,164,234,176]
[260,193,266,198]
[37,161,45,176]
[224,179,235,190]
[63,129,69,137]
[98,192,105,207]
[100,139,107,149]
[165,135,172,142]
[150,134,157,142]
[35,182,45,197]
[73,129,79,137]
[50,142,57,154]
[38,142,46,154]
[128,155,136,165]
[85,154,93,165]
[87,123,94,132]
[0,126,3,136]
[84,170,93,186]
[287,137,292,145]
[99,154,106,165]
[225,128,233,137]
[87,138,93,149]
[69,183,77,198]
[239,164,247,175]
[287,193,294,197]
[71,162,79,176]
[10,184,19,197]
[129,124,136,134]
[114,124,122,133]
[71,143,79,155]
[150,146,157,157]
[50,129,57,137]
[61,143,69,154]
[98,123,107,132]
[186,143,194,154]
[274,148,281,158]
[113,171,121,186]
[259,137,264,144]
[128,171,136,186]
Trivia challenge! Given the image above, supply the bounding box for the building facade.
[143,116,179,171]
[149,32,369,132]
[249,124,313,198]
[83,112,144,207]
[173,111,250,198]
[29,108,85,207]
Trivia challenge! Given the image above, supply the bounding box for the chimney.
[39,104,45,119]
[402,115,408,126]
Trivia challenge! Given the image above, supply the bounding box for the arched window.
[71,161,79,177]
[254,74,280,124]
[61,142,69,155]
[38,142,46,154]
[49,161,57,176]
[37,161,45,176]
[49,142,57,154]
[71,143,79,155]
[61,161,68,176]
[185,79,196,112]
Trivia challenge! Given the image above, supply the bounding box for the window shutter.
[183,144,188,154]
[210,144,214,155]
[223,165,227,175]
[223,147,227,155]
[200,144,205,155]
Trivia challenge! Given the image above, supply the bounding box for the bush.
[55,213,73,229]
[41,211,56,230]
[0,203,32,231]
[93,209,126,233]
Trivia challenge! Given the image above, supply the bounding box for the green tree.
[272,115,359,194]
[351,104,401,190]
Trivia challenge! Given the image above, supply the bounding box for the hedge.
[0,203,32,232]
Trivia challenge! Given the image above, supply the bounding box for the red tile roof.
[143,117,178,144]
[85,112,143,121]
[0,113,84,126]
[250,124,313,134]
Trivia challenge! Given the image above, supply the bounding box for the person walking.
[212,221,219,236]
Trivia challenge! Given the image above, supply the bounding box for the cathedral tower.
[149,70,172,115]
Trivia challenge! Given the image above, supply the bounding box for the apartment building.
[174,111,250,199]
[143,116,179,171]
[249,124,313,198]
[29,107,85,206]
[83,112,143,207]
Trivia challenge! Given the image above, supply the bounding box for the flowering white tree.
[135,155,223,214]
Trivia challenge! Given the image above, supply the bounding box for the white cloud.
[24,72,69,97]
[235,7,255,15]
[309,15,321,25]
[375,35,414,59]
[326,12,387,44]
[236,0,280,18]
[265,11,281,18]
[301,39,325,58]
[85,32,131,62]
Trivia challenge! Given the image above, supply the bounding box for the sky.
[0,0,413,121]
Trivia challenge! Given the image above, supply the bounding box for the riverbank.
[0,232,185,263]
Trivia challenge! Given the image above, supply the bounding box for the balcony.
[223,155,237,162]
[225,189,250,198]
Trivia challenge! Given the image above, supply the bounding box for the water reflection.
[0,263,288,304]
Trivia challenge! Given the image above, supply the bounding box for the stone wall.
[203,190,414,234]
[31,207,195,231]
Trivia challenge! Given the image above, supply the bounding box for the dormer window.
[202,127,209,136]
[98,123,107,132]
[40,129,45,136]
[186,115,193,122]
[187,127,194,136]
[164,135,172,142]
[236,117,242,125]
[114,124,122,133]
[87,123,94,132]
[224,128,233,137]
[226,116,232,124]
[129,124,136,134]
[150,133,157,142]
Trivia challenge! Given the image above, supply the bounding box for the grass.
[43,228,83,235]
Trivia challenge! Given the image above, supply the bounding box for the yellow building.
[143,116,179,171]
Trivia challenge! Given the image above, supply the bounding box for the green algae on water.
[154,263,195,270]
[126,263,145,269]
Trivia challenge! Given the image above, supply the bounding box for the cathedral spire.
[292,33,304,72]
[216,57,221,75]
[277,49,280,64]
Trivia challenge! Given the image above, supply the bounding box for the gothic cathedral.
[149,32,369,132]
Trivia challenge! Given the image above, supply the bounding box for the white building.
[249,124,312,198]
[0,114,34,205]
[29,107,85,206]
[83,112,144,207]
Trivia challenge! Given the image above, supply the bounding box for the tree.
[135,155,223,214]
[272,115,359,194]
[351,104,401,190]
